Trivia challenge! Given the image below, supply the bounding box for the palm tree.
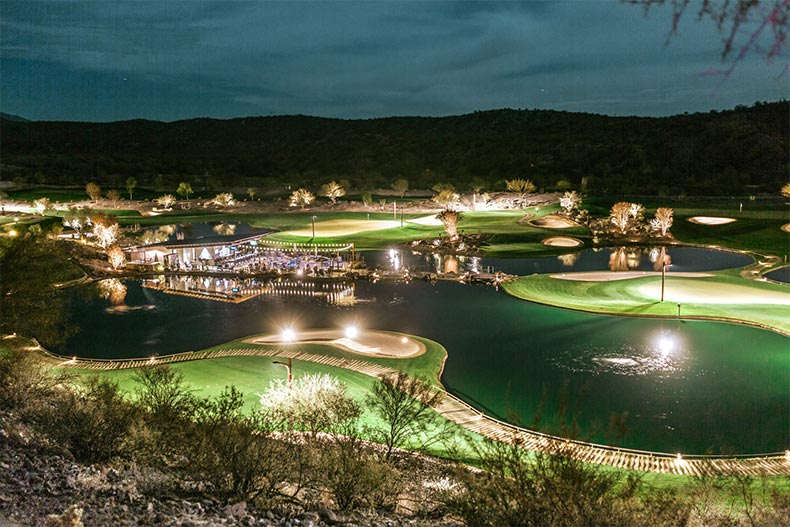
[436,209,462,239]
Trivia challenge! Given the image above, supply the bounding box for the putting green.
[283,218,402,237]
[250,329,425,358]
[687,216,737,225]
[542,236,582,247]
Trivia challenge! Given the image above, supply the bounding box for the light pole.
[273,358,293,388]
[311,215,317,239]
[660,263,670,302]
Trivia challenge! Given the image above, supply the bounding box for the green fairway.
[503,269,790,335]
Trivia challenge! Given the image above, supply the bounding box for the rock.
[265,510,276,520]
[318,507,340,525]
[227,501,247,518]
[147,502,154,513]
[45,505,84,527]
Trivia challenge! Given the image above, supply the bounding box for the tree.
[559,191,582,213]
[91,213,120,248]
[319,180,346,204]
[247,187,257,200]
[650,207,674,236]
[177,182,193,200]
[365,372,445,460]
[628,202,645,220]
[431,182,456,193]
[106,189,121,204]
[289,188,315,209]
[392,179,409,198]
[125,177,137,201]
[609,202,633,234]
[107,245,125,270]
[506,178,536,205]
[555,179,573,191]
[259,373,360,437]
[63,207,92,237]
[782,182,790,198]
[211,192,235,207]
[432,189,460,209]
[436,209,462,239]
[86,182,101,202]
[33,197,51,215]
[155,194,176,210]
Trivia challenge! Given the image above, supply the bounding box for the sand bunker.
[529,215,580,229]
[284,219,401,237]
[252,329,424,358]
[551,271,713,282]
[406,214,444,226]
[542,236,582,247]
[687,216,737,226]
[781,224,790,233]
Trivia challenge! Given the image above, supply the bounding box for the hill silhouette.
[1,102,787,196]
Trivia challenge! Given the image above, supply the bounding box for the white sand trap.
[638,281,790,305]
[687,216,737,226]
[552,271,713,282]
[781,223,790,233]
[542,236,582,247]
[252,329,425,358]
[530,215,580,229]
[406,214,444,226]
[284,219,401,237]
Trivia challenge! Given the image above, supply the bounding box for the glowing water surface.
[58,278,789,455]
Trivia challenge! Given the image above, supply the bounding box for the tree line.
[1,101,787,197]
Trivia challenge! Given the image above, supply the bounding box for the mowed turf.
[503,270,790,334]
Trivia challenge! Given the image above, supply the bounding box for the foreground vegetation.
[2,340,788,526]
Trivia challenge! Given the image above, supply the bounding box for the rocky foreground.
[0,426,461,527]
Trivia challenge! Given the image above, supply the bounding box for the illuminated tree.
[97,277,127,304]
[176,181,193,200]
[247,187,257,200]
[436,209,461,239]
[259,373,360,437]
[86,182,101,202]
[156,194,176,210]
[506,178,536,205]
[609,202,632,234]
[432,189,460,209]
[125,177,137,201]
[628,202,645,220]
[63,207,92,237]
[33,197,51,215]
[91,214,120,248]
[559,191,582,213]
[319,180,346,204]
[392,179,409,198]
[107,245,125,270]
[211,192,236,207]
[289,188,315,209]
[782,182,790,198]
[431,182,456,193]
[106,189,121,204]
[650,207,674,236]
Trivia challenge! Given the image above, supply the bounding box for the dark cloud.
[1,1,786,121]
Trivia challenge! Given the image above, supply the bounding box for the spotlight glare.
[345,326,358,339]
[282,328,295,342]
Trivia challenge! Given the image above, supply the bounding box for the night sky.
[1,1,787,122]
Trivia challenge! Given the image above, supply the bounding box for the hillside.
[1,101,787,196]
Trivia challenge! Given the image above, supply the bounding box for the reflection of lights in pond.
[388,248,401,271]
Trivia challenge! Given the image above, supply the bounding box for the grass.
[502,269,790,335]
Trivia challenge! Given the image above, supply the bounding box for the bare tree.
[156,194,176,210]
[33,197,51,215]
[392,179,409,198]
[106,189,121,204]
[319,181,346,204]
[86,182,101,202]
[506,178,536,205]
[107,245,125,270]
[91,214,121,248]
[628,202,645,220]
[365,372,445,460]
[289,188,315,209]
[650,207,674,236]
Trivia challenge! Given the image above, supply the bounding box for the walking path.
[40,344,790,478]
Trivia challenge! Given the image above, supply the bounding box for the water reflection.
[557,252,580,267]
[212,222,237,236]
[140,275,356,305]
[650,247,672,272]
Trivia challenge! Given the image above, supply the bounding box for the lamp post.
[311,215,317,239]
[660,263,670,302]
[273,358,293,388]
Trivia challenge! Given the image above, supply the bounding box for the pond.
[55,276,788,456]
[765,266,790,284]
[362,246,753,275]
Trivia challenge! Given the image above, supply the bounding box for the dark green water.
[57,277,789,455]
